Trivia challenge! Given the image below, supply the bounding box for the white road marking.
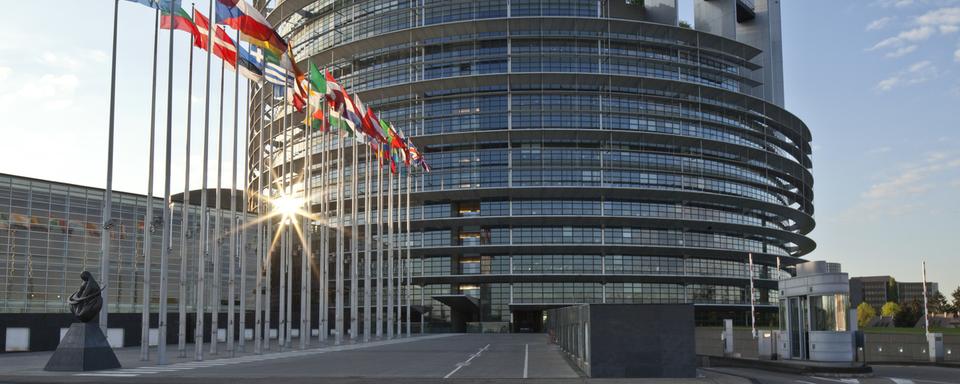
[74,373,140,377]
[444,343,490,379]
[812,377,859,384]
[795,381,817,384]
[523,343,529,379]
[889,379,914,384]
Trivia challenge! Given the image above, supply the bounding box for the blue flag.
[124,0,182,11]
[238,45,264,83]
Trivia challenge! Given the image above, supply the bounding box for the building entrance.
[512,310,544,333]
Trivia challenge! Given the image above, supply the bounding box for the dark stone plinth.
[44,322,121,371]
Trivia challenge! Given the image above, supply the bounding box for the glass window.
[809,294,849,331]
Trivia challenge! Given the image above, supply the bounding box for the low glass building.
[0,173,256,352]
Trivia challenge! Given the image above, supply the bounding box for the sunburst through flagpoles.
[106,0,433,364]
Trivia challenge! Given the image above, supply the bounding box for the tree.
[857,302,877,328]
[894,300,922,327]
[881,301,901,317]
[929,291,948,314]
[952,286,960,315]
[887,278,899,303]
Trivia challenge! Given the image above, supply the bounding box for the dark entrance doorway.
[512,310,544,333]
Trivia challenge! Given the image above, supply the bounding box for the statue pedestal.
[44,322,121,371]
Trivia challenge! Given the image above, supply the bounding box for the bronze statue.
[68,271,104,323]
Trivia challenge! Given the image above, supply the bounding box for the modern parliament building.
[253,0,814,332]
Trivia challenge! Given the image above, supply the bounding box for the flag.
[11,213,29,229]
[326,105,356,136]
[160,6,195,33]
[125,0,182,11]
[359,105,388,144]
[285,46,307,98]
[238,45,264,83]
[308,62,326,94]
[304,86,325,132]
[264,61,292,87]
[288,87,306,113]
[194,9,238,70]
[214,0,287,57]
[85,222,101,238]
[48,218,68,234]
[324,70,345,110]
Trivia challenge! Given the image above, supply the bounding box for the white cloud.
[915,7,960,27]
[871,26,935,50]
[0,73,81,115]
[36,51,84,71]
[0,66,10,81]
[940,25,960,34]
[885,45,918,58]
[954,47,960,62]
[867,16,895,31]
[875,0,917,8]
[875,60,939,91]
[867,146,892,154]
[862,152,960,199]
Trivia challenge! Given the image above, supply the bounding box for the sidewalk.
[0,334,452,378]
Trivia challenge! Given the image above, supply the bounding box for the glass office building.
[251,0,814,331]
[0,173,255,351]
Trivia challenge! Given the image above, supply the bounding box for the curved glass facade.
[250,0,814,329]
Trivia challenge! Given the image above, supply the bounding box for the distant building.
[849,276,938,310]
[0,173,256,352]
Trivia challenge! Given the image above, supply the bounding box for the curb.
[698,355,873,377]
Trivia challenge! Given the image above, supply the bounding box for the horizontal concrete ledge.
[698,355,873,376]
[866,360,960,368]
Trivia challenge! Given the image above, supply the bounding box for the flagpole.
[141,8,160,362]
[211,51,226,356]
[301,82,312,350]
[239,80,250,353]
[396,170,402,337]
[363,145,372,342]
[178,13,195,357]
[254,83,265,355]
[749,253,756,339]
[376,153,383,339]
[319,103,328,343]
[157,0,178,364]
[263,86,273,351]
[196,0,215,362]
[922,259,930,337]
[387,162,394,340]
[335,117,345,345]
[350,135,359,341]
[278,82,288,351]
[306,95,314,348]
[285,86,293,349]
[100,0,120,337]
[227,28,241,356]
[405,168,411,337]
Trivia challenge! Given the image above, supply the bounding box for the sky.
[1,1,958,294]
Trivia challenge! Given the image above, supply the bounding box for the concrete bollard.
[722,319,734,357]
[928,333,944,363]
